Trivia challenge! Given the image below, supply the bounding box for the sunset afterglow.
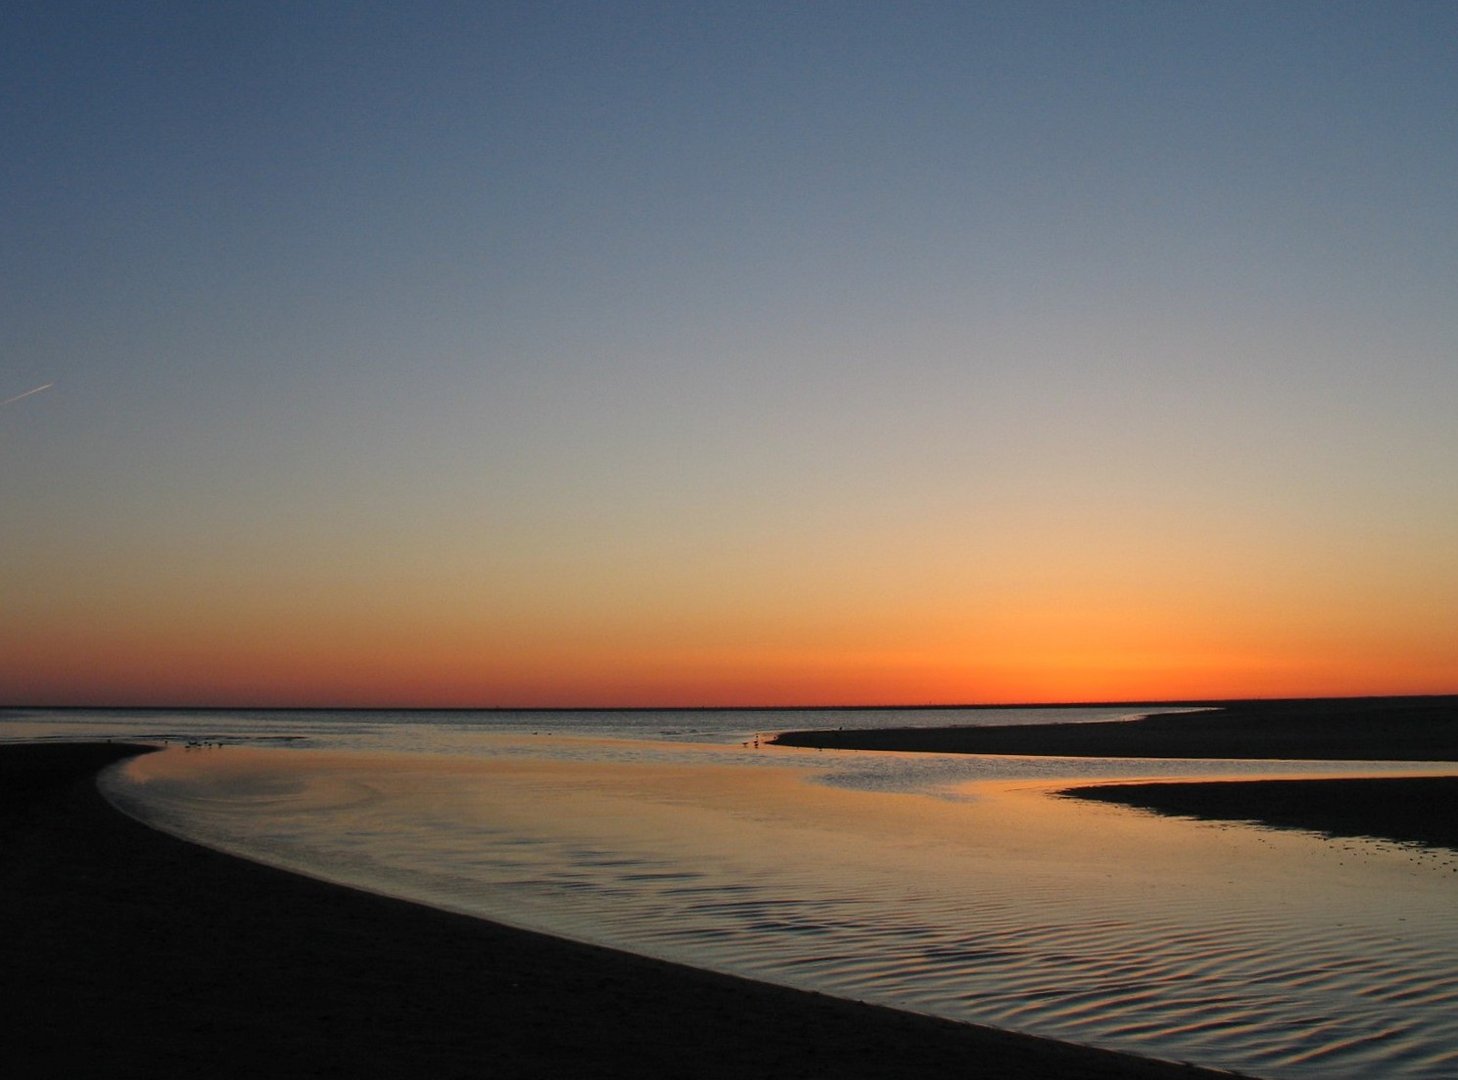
[3,3,1455,707]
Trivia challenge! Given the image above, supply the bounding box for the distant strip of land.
[1059,775,1458,850]
[771,696,1458,761]
[1,742,1233,1080]
[773,697,1458,850]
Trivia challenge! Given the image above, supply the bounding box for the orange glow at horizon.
[3,460,1453,709]
[4,587,1453,708]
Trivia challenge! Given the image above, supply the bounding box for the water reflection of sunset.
[107,736,1458,1078]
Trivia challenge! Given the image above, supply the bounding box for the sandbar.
[1058,774,1458,850]
[771,695,1458,760]
[773,696,1458,851]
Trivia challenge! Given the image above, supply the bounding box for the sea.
[5,705,1457,1079]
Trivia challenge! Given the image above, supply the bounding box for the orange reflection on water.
[109,740,1458,1077]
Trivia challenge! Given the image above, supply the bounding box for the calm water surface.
[6,707,1458,1078]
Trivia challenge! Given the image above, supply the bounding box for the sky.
[3,1,1456,708]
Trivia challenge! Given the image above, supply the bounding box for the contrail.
[1,382,54,407]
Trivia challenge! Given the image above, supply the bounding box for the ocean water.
[6,706,1458,1078]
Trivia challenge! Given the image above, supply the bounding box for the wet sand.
[772,695,1458,760]
[1,743,1233,1080]
[1058,775,1458,850]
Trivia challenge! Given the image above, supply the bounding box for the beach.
[773,696,1458,761]
[2,742,1232,1080]
[1057,775,1458,850]
[769,693,1458,857]
[773,697,1458,851]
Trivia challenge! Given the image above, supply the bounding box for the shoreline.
[1058,775,1458,851]
[771,695,1458,760]
[1,742,1233,1079]
[772,697,1458,851]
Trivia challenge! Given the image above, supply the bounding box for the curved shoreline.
[1,742,1235,1079]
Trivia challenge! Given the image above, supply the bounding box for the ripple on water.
[103,744,1458,1080]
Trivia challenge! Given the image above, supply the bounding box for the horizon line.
[5,692,1456,713]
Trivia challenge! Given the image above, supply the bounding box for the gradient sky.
[3,1,1456,707]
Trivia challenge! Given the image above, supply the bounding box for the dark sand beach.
[1059,775,1458,851]
[1,742,1234,1080]
[773,696,1458,761]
